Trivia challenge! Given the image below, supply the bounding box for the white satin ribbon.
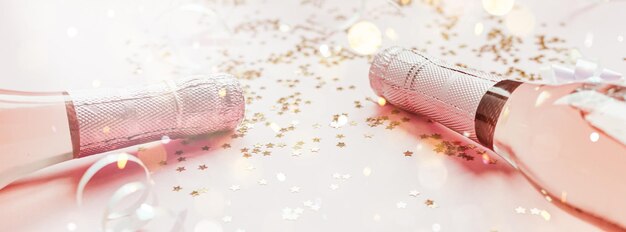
[76,153,155,231]
[76,153,186,232]
[547,60,626,145]
[543,59,623,84]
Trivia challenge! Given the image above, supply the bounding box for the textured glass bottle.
[0,74,245,189]
[370,46,626,230]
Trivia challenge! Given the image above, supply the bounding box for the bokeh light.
[505,6,535,36]
[347,21,382,55]
[482,0,515,16]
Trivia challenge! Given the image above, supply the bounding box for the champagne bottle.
[0,74,244,189]
[369,46,626,230]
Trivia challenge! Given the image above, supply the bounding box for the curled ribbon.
[76,153,186,231]
[76,153,155,231]
[543,59,624,84]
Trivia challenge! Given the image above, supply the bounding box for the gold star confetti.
[222,143,231,149]
[198,164,208,170]
[425,199,437,208]
[330,114,349,128]
[312,137,321,142]
[404,151,413,157]
[176,167,186,172]
[201,146,210,151]
[175,150,184,155]
[177,157,186,162]
[172,186,182,192]
[336,134,345,139]
[336,142,346,148]
[398,0,412,6]
[190,190,199,197]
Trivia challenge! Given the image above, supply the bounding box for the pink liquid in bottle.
[369,46,626,231]
[493,83,626,231]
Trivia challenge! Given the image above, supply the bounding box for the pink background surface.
[1,0,625,231]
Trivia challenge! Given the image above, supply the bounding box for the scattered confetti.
[230,185,241,191]
[276,173,287,182]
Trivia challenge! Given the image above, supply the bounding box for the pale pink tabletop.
[1,0,625,231]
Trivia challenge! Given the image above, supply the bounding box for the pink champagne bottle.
[0,74,245,189]
[369,47,626,231]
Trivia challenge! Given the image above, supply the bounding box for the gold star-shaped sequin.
[404,151,413,157]
[198,164,208,170]
[190,190,199,197]
[336,134,345,139]
[266,143,275,148]
[172,186,182,192]
[201,145,210,151]
[176,167,186,172]
[336,142,346,148]
[175,150,184,155]
[222,143,231,149]
[177,157,186,162]
[425,199,437,208]
[312,138,321,142]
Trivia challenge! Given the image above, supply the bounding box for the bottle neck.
[475,80,523,149]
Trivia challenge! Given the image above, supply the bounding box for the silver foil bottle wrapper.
[66,73,245,158]
[369,46,506,142]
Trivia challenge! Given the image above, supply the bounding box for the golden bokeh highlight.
[117,153,129,169]
[347,21,382,55]
[505,6,535,36]
[482,0,515,16]
[377,97,387,106]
